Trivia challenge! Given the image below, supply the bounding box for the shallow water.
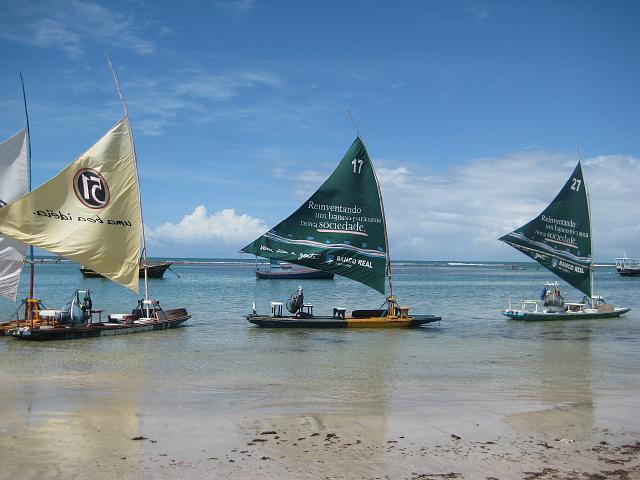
[1,261,639,477]
[2,261,638,408]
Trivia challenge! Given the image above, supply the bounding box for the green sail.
[499,161,593,297]
[242,137,388,294]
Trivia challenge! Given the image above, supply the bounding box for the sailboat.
[499,160,630,321]
[0,128,30,335]
[241,135,441,328]
[1,65,190,340]
[0,74,45,336]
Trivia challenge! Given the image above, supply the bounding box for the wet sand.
[2,394,639,479]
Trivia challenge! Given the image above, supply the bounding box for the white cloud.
[376,151,640,261]
[146,151,639,261]
[109,69,288,136]
[462,6,491,21]
[141,150,640,261]
[147,206,267,246]
[0,0,158,57]
[29,18,83,57]
[213,0,255,18]
[174,71,282,101]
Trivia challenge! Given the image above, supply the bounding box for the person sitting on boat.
[286,286,307,317]
[80,291,93,318]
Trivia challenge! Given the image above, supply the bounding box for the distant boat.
[255,258,333,280]
[241,135,440,328]
[505,263,525,270]
[499,160,630,321]
[615,257,640,276]
[80,261,172,279]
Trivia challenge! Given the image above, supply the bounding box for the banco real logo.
[73,168,110,209]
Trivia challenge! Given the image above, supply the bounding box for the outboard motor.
[286,286,304,314]
[57,290,92,325]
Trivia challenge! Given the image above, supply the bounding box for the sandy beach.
[1,383,639,479]
[2,263,639,479]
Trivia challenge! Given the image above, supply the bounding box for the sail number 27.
[352,158,363,174]
[570,178,582,192]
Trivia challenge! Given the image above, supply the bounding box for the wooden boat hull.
[9,309,190,341]
[502,307,630,321]
[80,262,172,279]
[255,269,334,280]
[1,316,50,336]
[0,321,19,336]
[246,313,440,328]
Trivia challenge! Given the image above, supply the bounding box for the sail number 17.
[352,158,363,174]
[571,178,582,191]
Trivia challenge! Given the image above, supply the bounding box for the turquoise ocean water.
[1,260,639,441]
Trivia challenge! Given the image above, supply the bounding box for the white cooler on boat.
[38,309,61,320]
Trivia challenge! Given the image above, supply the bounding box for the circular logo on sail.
[73,168,110,209]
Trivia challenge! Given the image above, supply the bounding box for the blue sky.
[1,0,638,261]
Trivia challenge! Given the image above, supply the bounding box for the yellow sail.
[0,117,141,292]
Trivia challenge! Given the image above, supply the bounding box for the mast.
[105,55,150,311]
[19,72,35,317]
[587,178,594,304]
[577,147,595,303]
[348,111,393,298]
[370,145,393,299]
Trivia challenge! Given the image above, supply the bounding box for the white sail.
[0,118,141,292]
[0,129,28,301]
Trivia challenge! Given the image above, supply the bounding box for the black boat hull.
[80,262,172,279]
[246,314,440,328]
[617,269,640,276]
[10,309,190,341]
[255,269,334,280]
